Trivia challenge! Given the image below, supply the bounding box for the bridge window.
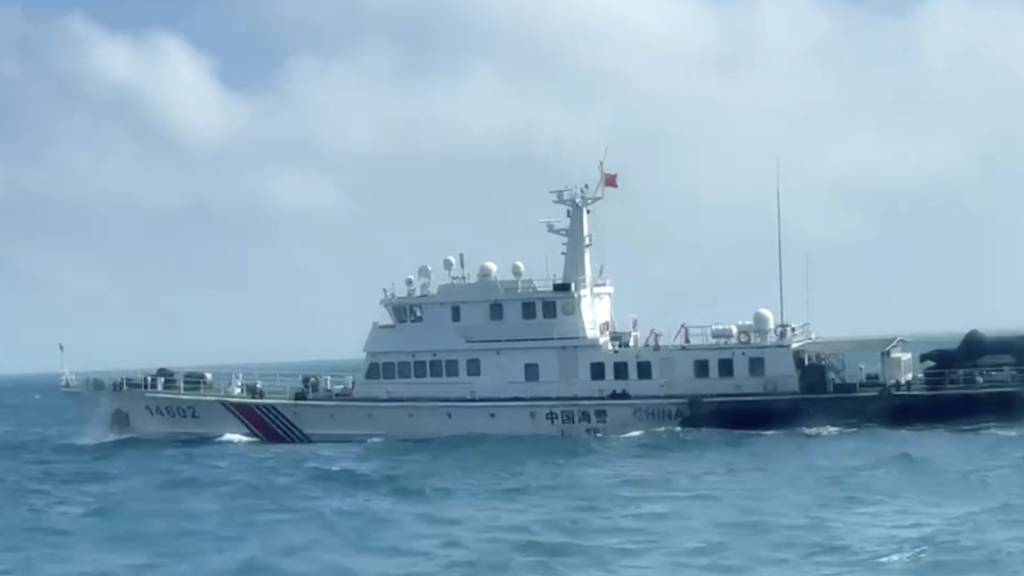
[382,362,396,380]
[521,301,537,320]
[613,361,629,381]
[365,362,381,380]
[413,360,427,379]
[429,359,443,378]
[524,363,540,382]
[590,362,606,381]
[637,361,653,380]
[445,359,460,378]
[718,358,734,378]
[489,302,504,321]
[397,361,411,379]
[393,306,409,324]
[748,357,766,377]
[409,305,423,323]
[542,300,557,319]
[451,305,461,323]
[694,359,710,379]
[467,358,481,377]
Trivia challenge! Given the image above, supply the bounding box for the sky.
[2,0,1023,374]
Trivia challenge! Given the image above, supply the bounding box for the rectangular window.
[542,300,557,319]
[382,362,396,380]
[613,361,629,381]
[409,305,423,323]
[393,306,408,324]
[429,359,443,378]
[450,305,461,323]
[748,357,766,377]
[590,362,606,381]
[524,363,540,382]
[445,359,460,378]
[489,302,504,321]
[365,362,381,380]
[521,301,537,320]
[694,359,710,379]
[467,358,481,377]
[637,360,653,380]
[413,360,427,379]
[718,358,734,378]
[397,361,412,379]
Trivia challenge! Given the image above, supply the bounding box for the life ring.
[737,331,752,345]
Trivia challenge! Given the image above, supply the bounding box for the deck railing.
[65,363,1024,401]
[73,370,358,400]
[670,322,814,347]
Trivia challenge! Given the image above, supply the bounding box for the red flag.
[602,172,619,188]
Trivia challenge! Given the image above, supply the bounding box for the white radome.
[477,261,498,281]
[753,308,775,334]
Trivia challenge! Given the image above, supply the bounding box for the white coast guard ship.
[63,169,924,442]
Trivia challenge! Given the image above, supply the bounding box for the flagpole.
[776,157,786,327]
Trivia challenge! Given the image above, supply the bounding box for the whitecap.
[618,430,645,438]
[876,546,928,563]
[801,425,855,437]
[215,433,257,443]
[983,428,1020,437]
[73,432,134,446]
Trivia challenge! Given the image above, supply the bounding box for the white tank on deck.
[477,261,498,281]
[711,324,738,340]
[753,308,775,335]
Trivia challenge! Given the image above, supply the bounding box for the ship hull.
[66,388,695,442]
[65,385,1024,442]
[686,387,1024,429]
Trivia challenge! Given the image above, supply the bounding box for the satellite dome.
[442,256,457,273]
[477,261,498,281]
[511,261,525,280]
[753,308,775,334]
[417,264,432,280]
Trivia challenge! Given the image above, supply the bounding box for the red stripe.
[232,403,289,443]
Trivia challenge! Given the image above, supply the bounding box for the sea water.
[3,340,1024,575]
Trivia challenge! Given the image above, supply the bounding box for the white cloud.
[2,1,1024,373]
[63,14,248,150]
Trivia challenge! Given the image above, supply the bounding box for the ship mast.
[545,164,607,289]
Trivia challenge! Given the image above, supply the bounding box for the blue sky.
[2,0,1023,373]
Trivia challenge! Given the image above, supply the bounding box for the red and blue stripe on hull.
[221,401,312,443]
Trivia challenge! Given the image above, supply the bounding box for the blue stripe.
[265,405,312,443]
[253,404,301,443]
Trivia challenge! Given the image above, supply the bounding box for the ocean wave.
[983,428,1020,437]
[215,433,258,443]
[876,546,928,563]
[800,425,857,437]
[73,432,135,446]
[618,430,645,438]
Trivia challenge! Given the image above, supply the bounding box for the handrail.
[670,322,813,347]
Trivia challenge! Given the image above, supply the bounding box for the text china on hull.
[62,167,1024,441]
